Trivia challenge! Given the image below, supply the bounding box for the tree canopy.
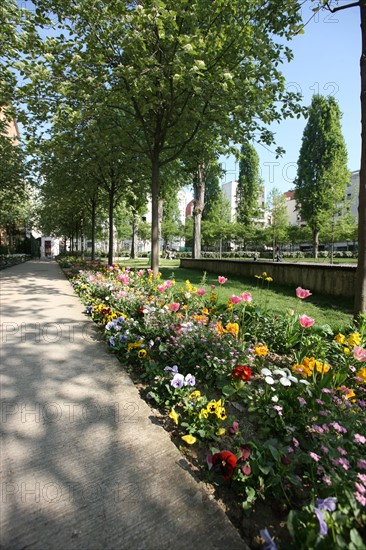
[14,0,305,271]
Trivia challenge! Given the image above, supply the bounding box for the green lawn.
[118,259,354,331]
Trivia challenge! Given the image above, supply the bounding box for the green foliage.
[294,95,350,255]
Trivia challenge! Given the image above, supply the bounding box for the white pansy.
[261,368,272,376]
[271,395,279,402]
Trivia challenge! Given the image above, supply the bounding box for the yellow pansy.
[127,340,143,351]
[207,400,219,414]
[216,428,226,436]
[356,367,366,383]
[225,323,239,337]
[169,409,179,425]
[348,332,361,347]
[138,349,147,360]
[334,333,346,344]
[216,407,227,421]
[199,409,209,419]
[189,390,201,400]
[254,344,269,357]
[181,435,197,445]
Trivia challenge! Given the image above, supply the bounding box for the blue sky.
[221,2,361,194]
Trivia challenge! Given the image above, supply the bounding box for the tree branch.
[325,1,361,13]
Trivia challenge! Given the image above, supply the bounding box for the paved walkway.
[0,261,247,550]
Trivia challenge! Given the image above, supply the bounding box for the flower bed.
[63,259,366,549]
[0,254,31,270]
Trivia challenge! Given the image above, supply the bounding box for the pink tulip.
[157,285,166,293]
[169,302,180,312]
[218,276,228,285]
[296,287,312,299]
[299,314,315,328]
[165,280,173,288]
[353,346,366,362]
[197,288,206,296]
[137,270,144,277]
[210,285,216,290]
[240,292,253,303]
[230,294,242,304]
[117,274,130,284]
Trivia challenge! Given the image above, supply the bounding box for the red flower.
[232,365,252,382]
[211,451,237,480]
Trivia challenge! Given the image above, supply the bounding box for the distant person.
[275,246,282,262]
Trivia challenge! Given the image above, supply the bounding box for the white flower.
[261,368,272,376]
[271,395,279,402]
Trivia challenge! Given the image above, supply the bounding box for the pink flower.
[230,294,242,304]
[296,287,312,299]
[354,433,366,444]
[240,292,253,302]
[165,280,173,288]
[169,302,180,312]
[353,346,366,362]
[228,421,239,435]
[197,288,206,296]
[355,492,366,506]
[117,274,130,284]
[157,285,166,293]
[309,452,321,462]
[241,464,251,476]
[118,291,127,298]
[299,314,315,328]
[355,482,366,495]
[218,276,228,285]
[210,285,216,290]
[137,270,144,277]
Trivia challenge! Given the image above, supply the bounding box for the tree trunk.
[355,2,366,316]
[91,199,96,261]
[151,156,160,275]
[80,217,85,260]
[131,213,138,259]
[108,188,115,266]
[192,163,205,259]
[312,228,319,259]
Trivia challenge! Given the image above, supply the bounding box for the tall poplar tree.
[236,141,262,227]
[294,95,349,258]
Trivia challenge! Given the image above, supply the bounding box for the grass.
[117,259,354,331]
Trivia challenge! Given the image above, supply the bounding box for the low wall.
[180,259,357,298]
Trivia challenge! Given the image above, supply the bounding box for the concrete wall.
[180,259,357,298]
